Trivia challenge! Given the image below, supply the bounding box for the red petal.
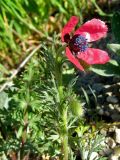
[77,48,110,64]
[66,47,84,71]
[61,16,79,42]
[74,19,108,42]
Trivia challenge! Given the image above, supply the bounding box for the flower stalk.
[55,45,69,160]
[61,106,68,160]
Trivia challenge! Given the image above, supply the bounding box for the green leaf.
[112,11,120,43]
[91,60,120,77]
[0,91,9,109]
[107,43,120,54]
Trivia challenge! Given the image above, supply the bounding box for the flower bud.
[70,96,84,117]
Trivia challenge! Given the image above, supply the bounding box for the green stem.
[61,107,68,160]
[55,45,69,160]
[91,0,112,17]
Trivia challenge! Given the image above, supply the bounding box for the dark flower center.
[69,34,88,53]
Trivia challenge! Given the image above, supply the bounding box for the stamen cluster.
[69,35,88,53]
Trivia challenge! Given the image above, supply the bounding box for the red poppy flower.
[61,16,110,71]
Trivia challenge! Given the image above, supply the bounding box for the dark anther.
[69,34,88,53]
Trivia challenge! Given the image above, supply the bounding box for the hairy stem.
[55,46,69,160]
[61,107,68,160]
